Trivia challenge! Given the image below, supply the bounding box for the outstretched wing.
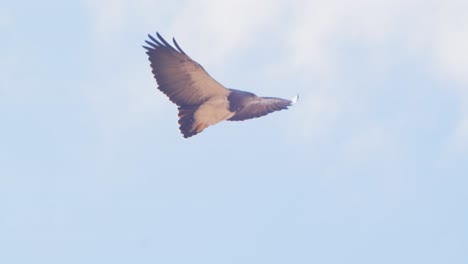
[143,33,228,106]
[228,96,293,121]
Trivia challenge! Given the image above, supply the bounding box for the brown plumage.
[143,32,298,138]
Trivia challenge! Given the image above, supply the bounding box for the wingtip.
[291,94,299,105]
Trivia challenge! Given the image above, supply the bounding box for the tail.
[178,106,198,138]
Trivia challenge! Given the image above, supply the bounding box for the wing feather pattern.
[228,97,293,121]
[143,33,228,106]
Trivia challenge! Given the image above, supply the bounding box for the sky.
[1,0,467,263]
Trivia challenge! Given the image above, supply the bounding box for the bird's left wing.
[143,33,228,106]
[228,96,296,121]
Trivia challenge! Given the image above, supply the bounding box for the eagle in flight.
[143,32,298,138]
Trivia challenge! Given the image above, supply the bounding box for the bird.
[143,32,298,138]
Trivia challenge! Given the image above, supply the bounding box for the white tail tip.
[291,94,299,105]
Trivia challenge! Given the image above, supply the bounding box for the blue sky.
[1,0,467,263]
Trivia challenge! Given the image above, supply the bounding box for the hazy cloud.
[285,0,412,76]
[83,0,128,35]
[279,1,468,151]
[288,89,340,143]
[429,2,468,152]
[82,0,177,39]
[432,2,468,87]
[83,0,468,151]
[169,0,284,66]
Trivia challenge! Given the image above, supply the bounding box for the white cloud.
[83,0,468,87]
[432,2,468,87]
[169,0,284,66]
[83,0,128,35]
[283,0,441,76]
[280,0,468,87]
[277,1,468,151]
[287,1,340,77]
[281,0,416,144]
[82,0,468,151]
[83,0,283,64]
[82,0,177,39]
[428,2,468,152]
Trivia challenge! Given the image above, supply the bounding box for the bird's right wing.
[228,96,294,121]
[143,33,229,106]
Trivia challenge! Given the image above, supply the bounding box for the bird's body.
[143,32,298,138]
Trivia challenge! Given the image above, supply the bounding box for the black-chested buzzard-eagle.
[143,32,298,138]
